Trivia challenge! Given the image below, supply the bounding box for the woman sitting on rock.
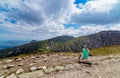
[78,45,90,62]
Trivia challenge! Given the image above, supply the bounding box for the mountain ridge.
[0,30,120,58]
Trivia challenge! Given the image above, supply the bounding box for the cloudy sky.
[0,0,120,41]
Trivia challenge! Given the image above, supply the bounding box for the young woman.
[78,45,89,61]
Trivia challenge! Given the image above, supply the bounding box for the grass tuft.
[90,45,120,56]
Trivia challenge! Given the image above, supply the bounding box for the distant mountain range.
[0,31,120,58]
[0,40,29,50]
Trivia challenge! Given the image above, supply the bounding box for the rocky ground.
[0,53,120,78]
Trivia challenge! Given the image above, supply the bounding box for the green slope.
[52,31,120,52]
[0,36,74,58]
[52,36,89,52]
[90,45,120,56]
[0,31,119,58]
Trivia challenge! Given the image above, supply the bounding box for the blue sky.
[74,0,88,5]
[0,0,120,41]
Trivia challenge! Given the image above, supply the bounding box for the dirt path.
[0,53,120,78]
[42,55,120,78]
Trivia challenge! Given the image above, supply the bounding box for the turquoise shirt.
[82,48,89,59]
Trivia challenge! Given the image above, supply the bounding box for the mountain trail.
[0,53,120,78]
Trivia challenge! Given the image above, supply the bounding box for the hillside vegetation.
[90,45,120,56]
[0,31,120,58]
[0,36,74,58]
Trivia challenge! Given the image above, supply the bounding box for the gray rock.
[6,74,18,78]
[72,63,81,70]
[4,64,15,69]
[54,66,65,71]
[16,69,24,75]
[0,75,5,78]
[18,70,44,78]
[4,59,13,63]
[4,70,10,74]
[29,63,36,66]
[30,67,37,71]
[44,67,54,74]
[64,64,75,70]
[43,58,47,62]
[18,63,24,66]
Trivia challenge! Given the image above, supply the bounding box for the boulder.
[16,69,24,75]
[38,66,47,70]
[18,70,44,78]
[44,67,54,74]
[64,64,75,70]
[54,66,65,71]
[30,67,37,71]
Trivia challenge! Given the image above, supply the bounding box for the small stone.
[44,67,54,74]
[0,75,5,78]
[65,64,75,70]
[93,62,99,65]
[4,70,10,74]
[18,70,44,78]
[31,56,36,59]
[30,67,37,71]
[38,66,47,70]
[85,70,92,75]
[4,65,15,69]
[34,55,40,59]
[29,63,36,66]
[6,74,18,78]
[43,58,47,62]
[41,55,46,58]
[54,66,65,71]
[16,69,24,75]
[73,63,81,69]
[18,63,24,66]
[14,58,22,62]
[4,59,13,63]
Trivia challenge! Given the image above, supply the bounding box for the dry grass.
[90,45,120,56]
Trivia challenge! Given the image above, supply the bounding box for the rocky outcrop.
[88,31,120,48]
[53,31,120,52]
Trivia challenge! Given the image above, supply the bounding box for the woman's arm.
[87,48,89,53]
[78,52,82,59]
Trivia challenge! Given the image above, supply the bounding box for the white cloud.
[109,23,120,30]
[79,25,106,34]
[0,0,120,40]
[83,0,117,13]
[71,0,120,24]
